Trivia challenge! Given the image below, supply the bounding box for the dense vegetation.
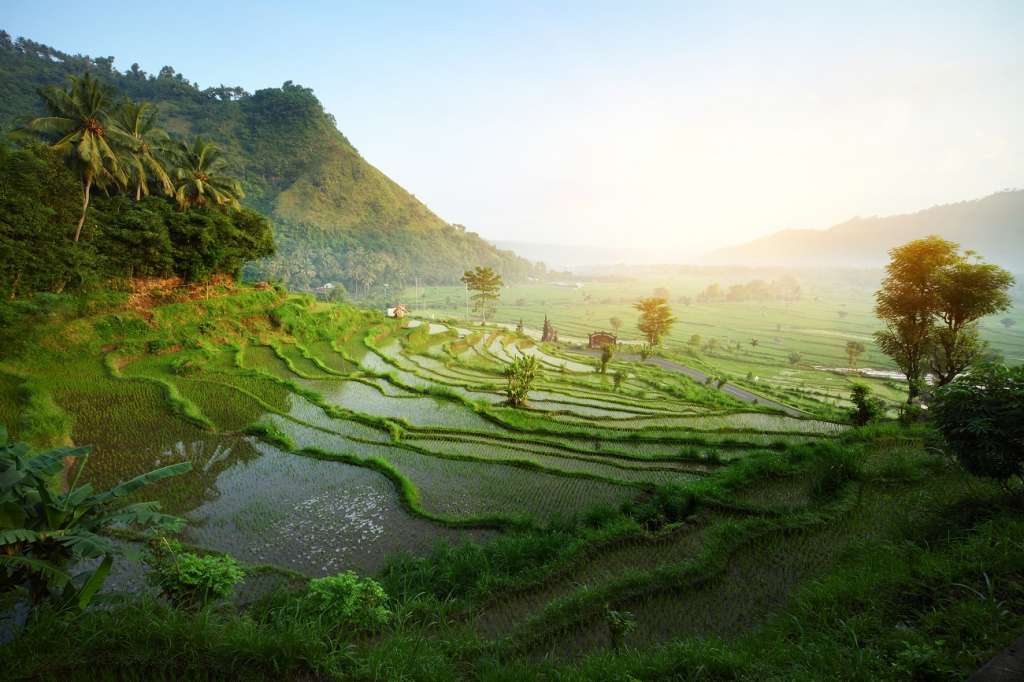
[0,143,273,297]
[0,32,541,292]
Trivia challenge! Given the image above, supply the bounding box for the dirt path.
[970,634,1024,681]
[577,349,803,417]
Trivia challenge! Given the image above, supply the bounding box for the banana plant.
[0,426,191,611]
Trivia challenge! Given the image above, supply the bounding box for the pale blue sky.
[6,2,1023,256]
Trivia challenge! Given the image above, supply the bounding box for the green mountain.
[0,32,538,291]
[707,190,1024,270]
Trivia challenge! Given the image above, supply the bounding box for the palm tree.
[112,99,173,201]
[26,73,128,241]
[170,138,243,210]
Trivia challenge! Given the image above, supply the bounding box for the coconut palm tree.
[112,99,173,201]
[25,73,128,241]
[170,137,243,210]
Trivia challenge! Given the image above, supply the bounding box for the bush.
[147,541,246,609]
[931,363,1024,486]
[302,571,390,631]
[504,355,540,407]
[849,383,884,425]
[623,485,696,530]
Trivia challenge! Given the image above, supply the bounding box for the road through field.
[579,349,803,417]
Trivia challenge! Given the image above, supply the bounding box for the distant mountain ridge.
[0,32,538,289]
[707,190,1024,269]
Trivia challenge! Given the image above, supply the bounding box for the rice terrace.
[2,5,1024,682]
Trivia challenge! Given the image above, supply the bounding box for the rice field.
[2,287,913,658]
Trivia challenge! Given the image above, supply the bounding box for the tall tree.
[874,236,960,403]
[609,316,622,334]
[460,266,503,323]
[112,99,172,201]
[875,237,1014,401]
[170,137,243,210]
[25,73,128,241]
[633,297,676,346]
[845,340,866,368]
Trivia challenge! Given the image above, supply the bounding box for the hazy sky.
[7,1,1023,256]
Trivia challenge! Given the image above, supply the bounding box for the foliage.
[849,383,884,426]
[146,539,245,609]
[612,370,625,392]
[25,73,129,241]
[930,363,1024,485]
[599,344,614,374]
[0,144,274,297]
[787,351,802,365]
[111,98,172,200]
[621,484,696,531]
[604,605,637,652]
[846,340,866,368]
[609,316,622,333]
[504,355,540,407]
[633,297,676,345]
[302,571,391,631]
[0,428,190,609]
[169,137,244,210]
[875,236,1013,401]
[461,266,503,323]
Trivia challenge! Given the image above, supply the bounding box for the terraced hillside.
[2,286,1021,681]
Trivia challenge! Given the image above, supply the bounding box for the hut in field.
[588,331,617,349]
[386,303,408,318]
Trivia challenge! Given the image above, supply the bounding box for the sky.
[6,1,1023,258]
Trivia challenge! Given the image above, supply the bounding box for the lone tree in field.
[788,352,802,365]
[846,340,866,368]
[599,344,615,374]
[609,316,622,334]
[461,266,503,324]
[1002,317,1017,330]
[750,338,759,349]
[504,355,540,407]
[633,297,676,346]
[874,236,1013,402]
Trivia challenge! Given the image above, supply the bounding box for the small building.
[588,331,617,349]
[386,303,407,319]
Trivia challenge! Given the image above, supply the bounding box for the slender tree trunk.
[74,174,93,242]
[135,183,142,201]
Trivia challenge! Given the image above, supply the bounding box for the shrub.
[303,571,391,631]
[504,355,540,407]
[930,363,1024,486]
[623,485,696,531]
[849,383,884,425]
[147,541,245,609]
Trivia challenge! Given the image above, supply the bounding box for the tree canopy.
[874,236,1013,401]
[633,297,676,346]
[461,266,503,323]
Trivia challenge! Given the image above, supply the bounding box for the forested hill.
[0,32,539,291]
[707,189,1024,270]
